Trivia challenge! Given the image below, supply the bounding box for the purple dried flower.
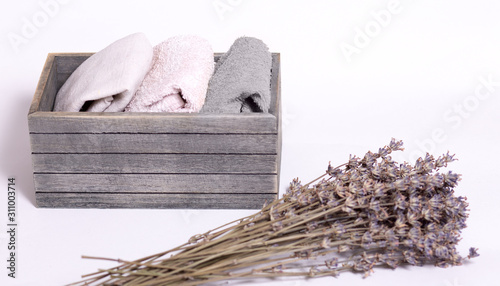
[388,138,404,152]
[443,171,461,188]
[369,220,382,233]
[385,229,399,249]
[423,153,435,173]
[394,192,408,210]
[406,211,421,228]
[393,178,407,191]
[297,194,308,206]
[435,152,456,168]
[347,155,360,170]
[429,195,442,210]
[410,174,425,190]
[399,161,412,174]
[434,245,450,259]
[369,198,381,212]
[450,249,464,266]
[403,239,414,248]
[335,185,348,198]
[361,151,377,167]
[426,173,444,188]
[414,158,425,174]
[325,258,338,269]
[408,196,422,213]
[348,182,361,195]
[332,222,346,236]
[408,227,421,243]
[287,178,302,194]
[362,231,373,248]
[404,250,417,265]
[426,222,438,233]
[327,163,342,176]
[371,164,382,179]
[363,179,374,193]
[345,196,357,209]
[378,147,390,158]
[468,247,480,259]
[395,212,407,229]
[373,182,386,197]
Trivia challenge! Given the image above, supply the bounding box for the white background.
[1,0,499,285]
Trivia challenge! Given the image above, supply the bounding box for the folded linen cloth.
[201,37,272,113]
[54,33,153,112]
[125,35,214,112]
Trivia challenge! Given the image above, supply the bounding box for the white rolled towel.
[54,32,153,112]
[125,35,214,113]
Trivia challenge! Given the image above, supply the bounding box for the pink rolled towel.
[125,35,214,112]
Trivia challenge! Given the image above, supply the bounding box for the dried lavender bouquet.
[71,139,478,286]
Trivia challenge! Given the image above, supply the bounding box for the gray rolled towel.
[201,37,272,113]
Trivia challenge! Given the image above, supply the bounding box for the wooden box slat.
[28,112,278,134]
[32,154,278,174]
[36,193,276,209]
[34,174,277,194]
[30,133,277,154]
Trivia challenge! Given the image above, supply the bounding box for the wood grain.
[28,112,278,134]
[30,133,277,154]
[32,153,278,174]
[33,174,277,194]
[29,54,56,114]
[36,193,277,209]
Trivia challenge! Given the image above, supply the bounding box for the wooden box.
[28,53,281,209]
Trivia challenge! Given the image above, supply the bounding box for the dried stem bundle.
[69,139,478,286]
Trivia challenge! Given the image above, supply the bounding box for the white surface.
[0,0,499,285]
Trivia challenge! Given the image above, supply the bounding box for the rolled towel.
[54,33,153,112]
[125,35,214,112]
[201,37,272,113]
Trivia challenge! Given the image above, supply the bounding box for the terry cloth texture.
[54,32,153,112]
[201,37,272,113]
[125,35,214,112]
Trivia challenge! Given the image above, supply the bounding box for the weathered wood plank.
[55,54,92,90]
[36,193,277,209]
[32,154,278,174]
[269,53,281,118]
[28,112,278,134]
[33,174,277,194]
[57,73,73,91]
[54,53,220,73]
[39,61,58,112]
[52,53,226,91]
[29,54,57,114]
[271,53,282,190]
[54,53,93,73]
[30,133,277,154]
